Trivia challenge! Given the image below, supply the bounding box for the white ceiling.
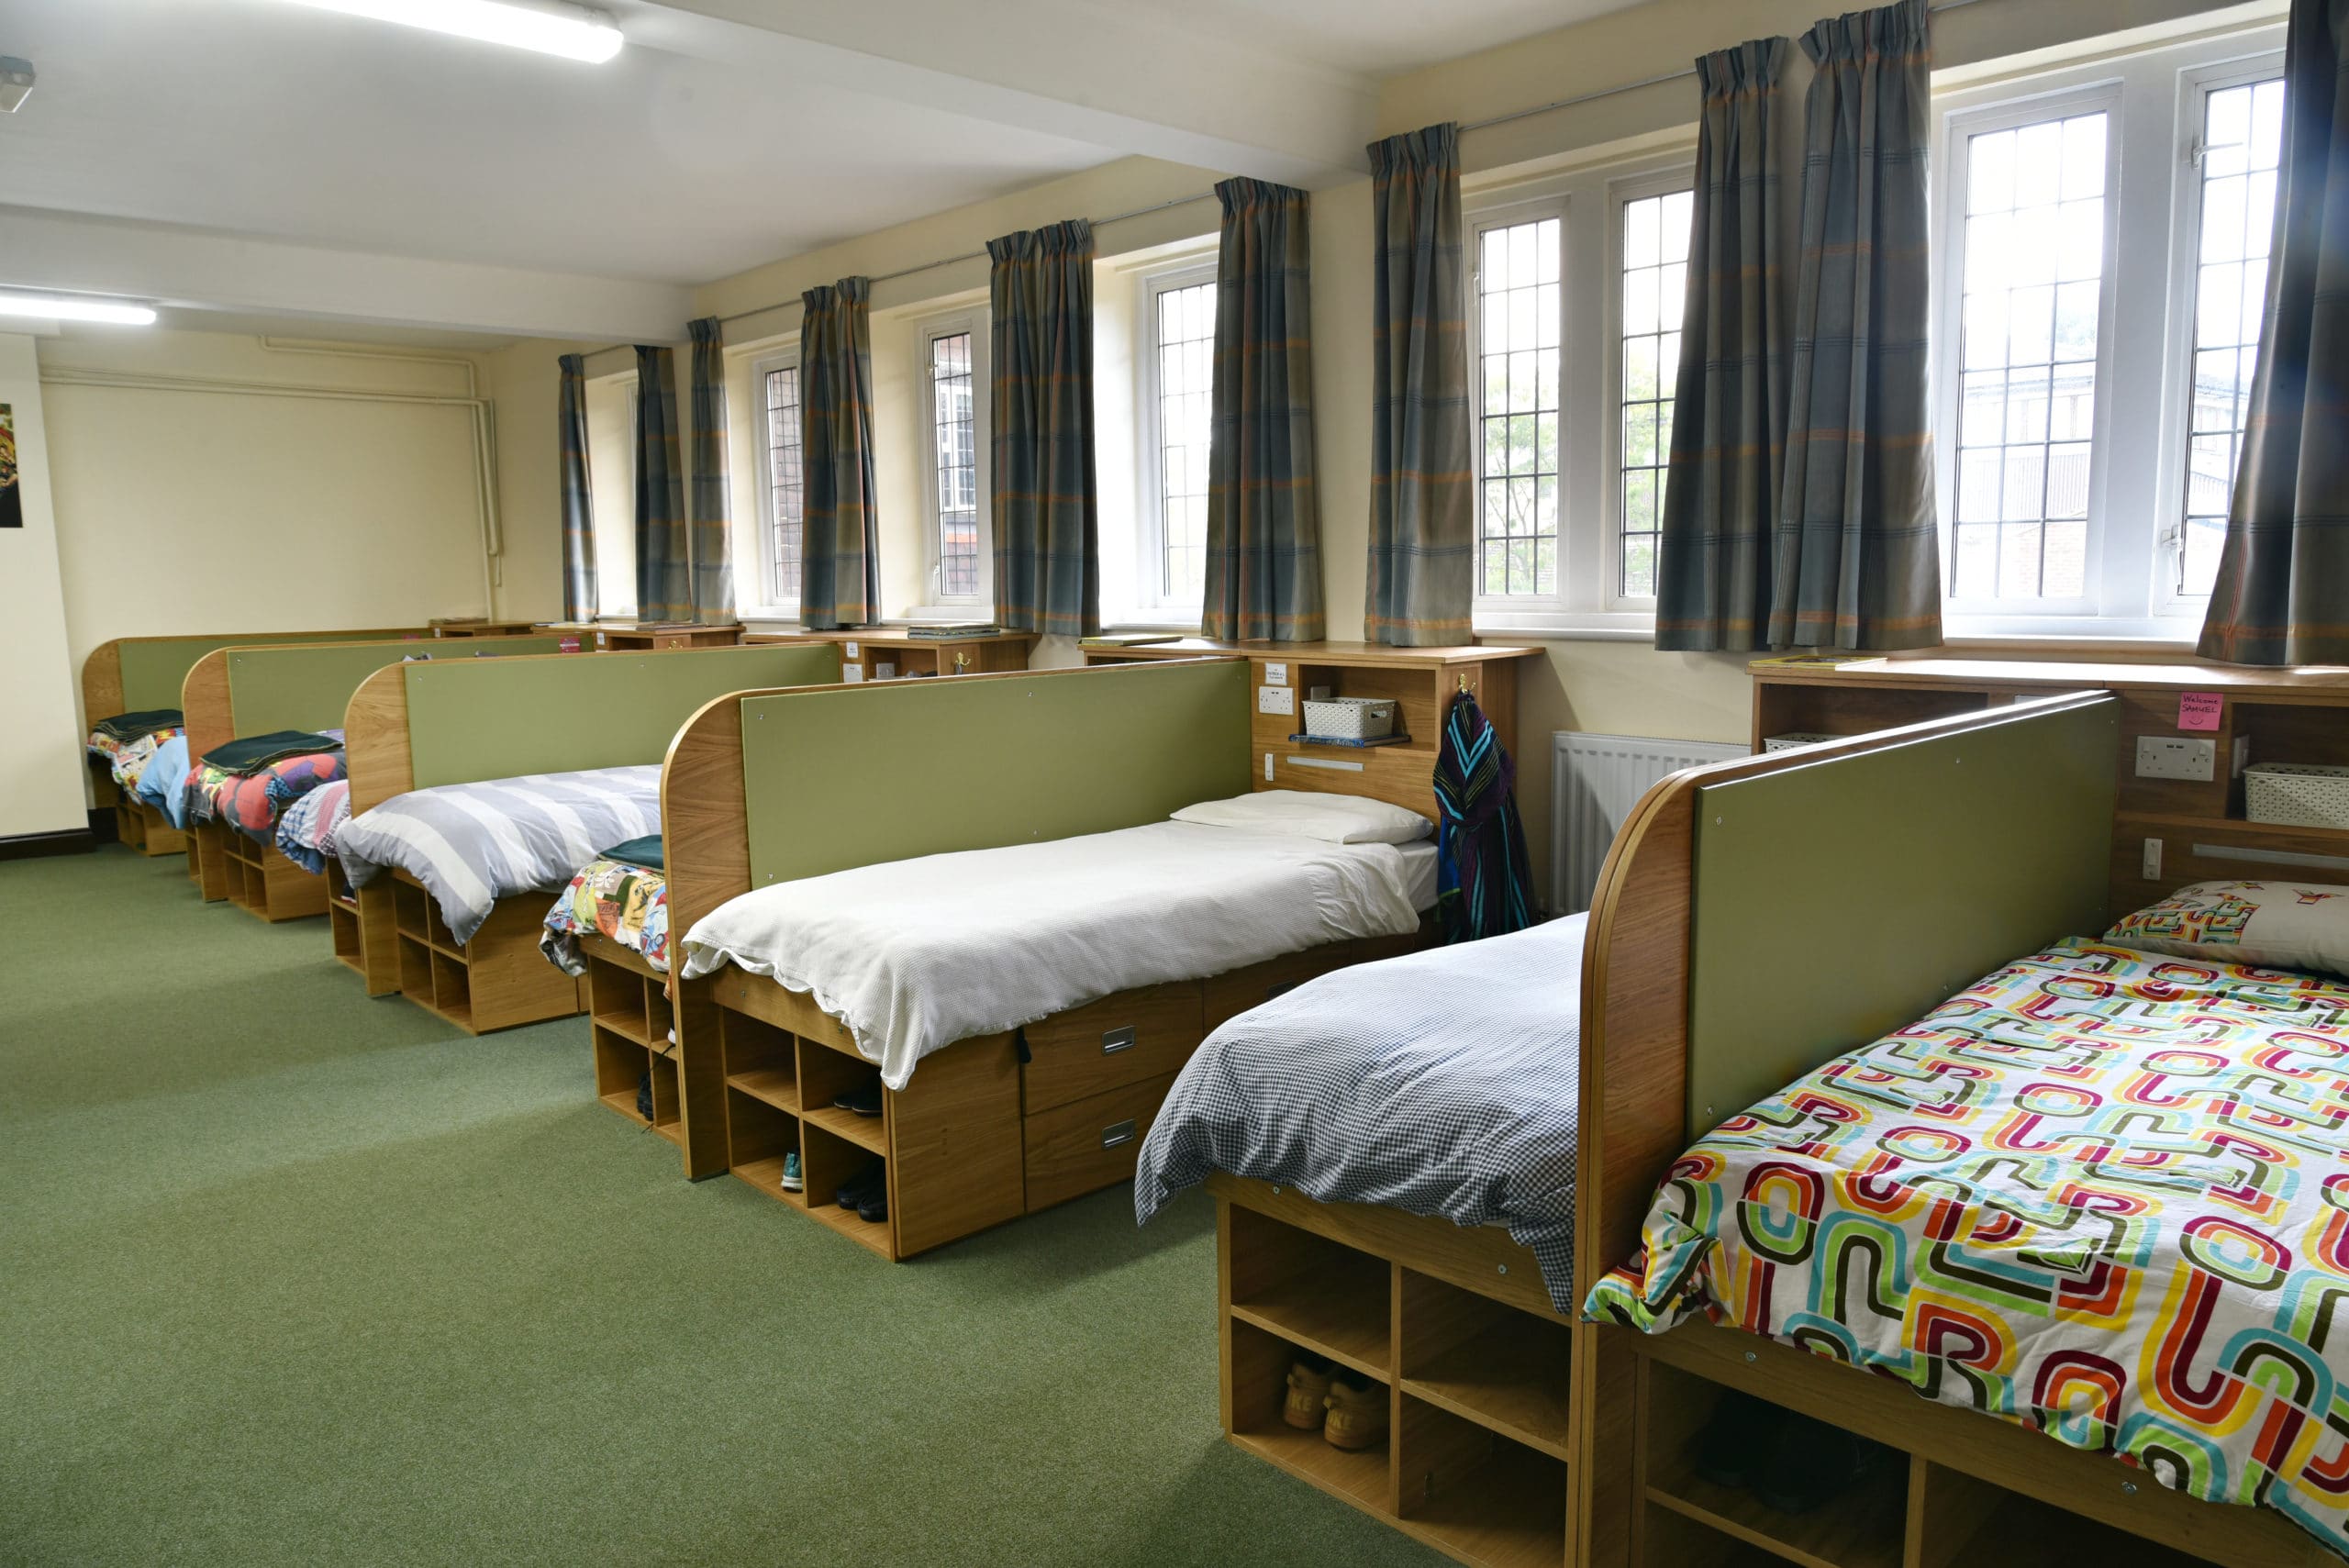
[1094,0,1647,77]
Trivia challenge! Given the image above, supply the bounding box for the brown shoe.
[1282,1357,1334,1429]
[1323,1373,1388,1451]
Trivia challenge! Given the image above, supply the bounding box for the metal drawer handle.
[1102,1026,1138,1055]
[1100,1119,1138,1150]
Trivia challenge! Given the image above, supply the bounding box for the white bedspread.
[678,821,1427,1089]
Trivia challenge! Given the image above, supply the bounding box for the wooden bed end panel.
[662,688,758,945]
[81,639,125,730]
[343,663,417,816]
[179,651,235,764]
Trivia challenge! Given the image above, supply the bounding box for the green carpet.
[1,849,1442,1567]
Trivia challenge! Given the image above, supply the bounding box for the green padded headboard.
[1686,695,2120,1136]
[120,629,427,710]
[227,637,565,738]
[740,661,1252,885]
[404,644,841,789]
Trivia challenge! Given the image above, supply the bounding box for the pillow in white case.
[1171,788,1432,845]
[2104,879,2349,979]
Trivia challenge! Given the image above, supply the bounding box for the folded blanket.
[276,780,350,874]
[601,835,663,873]
[201,729,343,775]
[90,708,184,744]
[216,753,347,840]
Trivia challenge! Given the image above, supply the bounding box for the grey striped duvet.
[334,765,661,945]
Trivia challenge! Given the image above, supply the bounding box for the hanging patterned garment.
[1432,690,1535,943]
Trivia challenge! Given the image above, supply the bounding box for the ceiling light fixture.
[0,291,158,326]
[278,0,624,63]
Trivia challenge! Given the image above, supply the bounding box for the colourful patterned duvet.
[1585,938,2349,1557]
[88,728,183,793]
[184,751,346,840]
[540,858,670,975]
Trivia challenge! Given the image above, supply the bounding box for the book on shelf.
[1287,732,1414,749]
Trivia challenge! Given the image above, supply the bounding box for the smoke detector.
[0,59,32,114]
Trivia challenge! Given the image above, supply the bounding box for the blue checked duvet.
[1135,913,1583,1311]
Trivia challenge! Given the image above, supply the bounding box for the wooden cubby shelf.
[112,796,186,858]
[212,824,329,923]
[387,873,582,1035]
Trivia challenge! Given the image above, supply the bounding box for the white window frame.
[2153,48,2289,617]
[1930,23,2288,641]
[1467,192,1572,622]
[1135,260,1219,616]
[914,308,991,611]
[1932,80,2125,625]
[1607,169,1698,615]
[747,348,803,619]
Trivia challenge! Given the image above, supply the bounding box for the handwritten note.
[2178,692,2223,732]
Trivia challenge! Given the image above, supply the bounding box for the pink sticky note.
[2178,692,2223,731]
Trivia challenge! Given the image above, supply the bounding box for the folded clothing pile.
[87,710,188,792]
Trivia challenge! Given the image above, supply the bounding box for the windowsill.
[1468,608,2207,651]
[1100,612,1205,636]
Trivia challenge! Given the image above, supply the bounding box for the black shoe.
[834,1080,883,1117]
[856,1187,887,1223]
[1691,1391,1776,1490]
[635,1069,653,1121]
[835,1157,885,1210]
[1751,1413,1868,1514]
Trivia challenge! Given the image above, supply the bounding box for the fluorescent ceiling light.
[0,291,157,326]
[279,0,624,63]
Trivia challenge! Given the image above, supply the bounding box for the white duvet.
[677,820,1427,1089]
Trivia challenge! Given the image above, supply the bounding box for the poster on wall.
[0,403,18,528]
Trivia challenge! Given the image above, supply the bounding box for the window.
[753,353,803,611]
[1472,206,1564,603]
[1930,29,2287,638]
[2178,74,2286,595]
[919,318,986,605]
[1142,270,1217,608]
[584,376,639,618]
[1617,189,1690,599]
[1945,106,2112,604]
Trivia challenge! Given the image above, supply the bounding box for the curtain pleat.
[989,219,1100,637]
[556,353,597,621]
[685,317,734,622]
[1364,123,1475,648]
[1654,39,1789,652]
[2199,0,2349,664]
[798,279,882,629]
[1769,0,1943,651]
[1202,178,1326,641]
[632,345,692,623]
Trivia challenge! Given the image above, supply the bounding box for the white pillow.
[2104,879,2349,979]
[1170,789,1432,845]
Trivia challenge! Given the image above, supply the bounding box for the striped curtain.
[798,279,881,629]
[1202,178,1327,641]
[685,317,734,622]
[1768,0,1943,651]
[2199,0,2349,664]
[556,353,597,621]
[1364,123,1474,647]
[1654,40,1789,653]
[633,346,692,623]
[989,219,1099,637]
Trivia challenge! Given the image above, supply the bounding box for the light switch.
[2142,838,2163,880]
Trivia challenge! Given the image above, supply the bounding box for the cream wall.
[41,328,503,723]
[0,333,89,841]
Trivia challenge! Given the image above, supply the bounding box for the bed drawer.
[1022,982,1204,1114]
[1023,1072,1177,1212]
[1205,944,1354,1030]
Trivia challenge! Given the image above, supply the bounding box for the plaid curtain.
[1202,178,1326,641]
[685,317,734,622]
[2199,0,2349,664]
[632,345,692,622]
[556,353,597,621]
[798,279,881,629]
[989,220,1100,637]
[1364,123,1474,647]
[1654,40,1789,652]
[1768,0,1942,651]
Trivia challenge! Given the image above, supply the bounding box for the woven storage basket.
[2244,762,2349,830]
[1300,696,1398,740]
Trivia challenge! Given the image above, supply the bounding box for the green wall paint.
[122,629,429,710]
[740,661,1252,887]
[404,645,841,789]
[1685,696,2119,1137]
[226,638,565,738]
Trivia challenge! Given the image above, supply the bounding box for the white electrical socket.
[2135,735,2217,781]
[2143,838,2163,880]
[1257,685,1295,716]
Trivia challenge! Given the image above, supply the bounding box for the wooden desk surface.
[1084,638,1540,665]
[1752,654,2349,695]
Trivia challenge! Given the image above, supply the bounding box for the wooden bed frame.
[1565,691,2342,1568]
[339,641,842,1034]
[178,634,562,921]
[79,625,433,859]
[658,649,1528,1255]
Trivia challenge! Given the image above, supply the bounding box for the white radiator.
[1552,731,1746,916]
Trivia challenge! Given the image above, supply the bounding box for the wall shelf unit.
[748,628,1039,683]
